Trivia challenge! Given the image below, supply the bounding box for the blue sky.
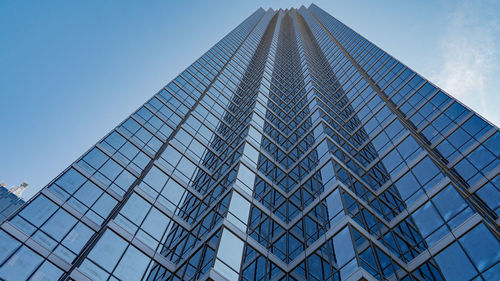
[1,0,499,200]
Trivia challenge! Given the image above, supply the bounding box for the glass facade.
[0,4,499,281]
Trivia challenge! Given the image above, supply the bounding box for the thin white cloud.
[432,0,500,125]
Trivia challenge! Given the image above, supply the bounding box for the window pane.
[30,261,63,281]
[87,230,128,272]
[460,224,500,271]
[0,231,20,264]
[113,246,150,281]
[435,243,477,281]
[0,246,43,281]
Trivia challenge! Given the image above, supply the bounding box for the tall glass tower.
[1,4,499,281]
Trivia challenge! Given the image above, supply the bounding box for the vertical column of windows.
[214,11,281,281]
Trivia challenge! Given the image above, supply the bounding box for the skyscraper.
[0,4,499,280]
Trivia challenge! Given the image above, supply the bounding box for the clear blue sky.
[1,0,499,200]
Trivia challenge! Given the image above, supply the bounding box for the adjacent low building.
[0,182,27,223]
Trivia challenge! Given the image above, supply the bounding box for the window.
[81,230,127,280]
[214,229,245,280]
[460,224,500,272]
[0,246,44,281]
[435,242,477,281]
